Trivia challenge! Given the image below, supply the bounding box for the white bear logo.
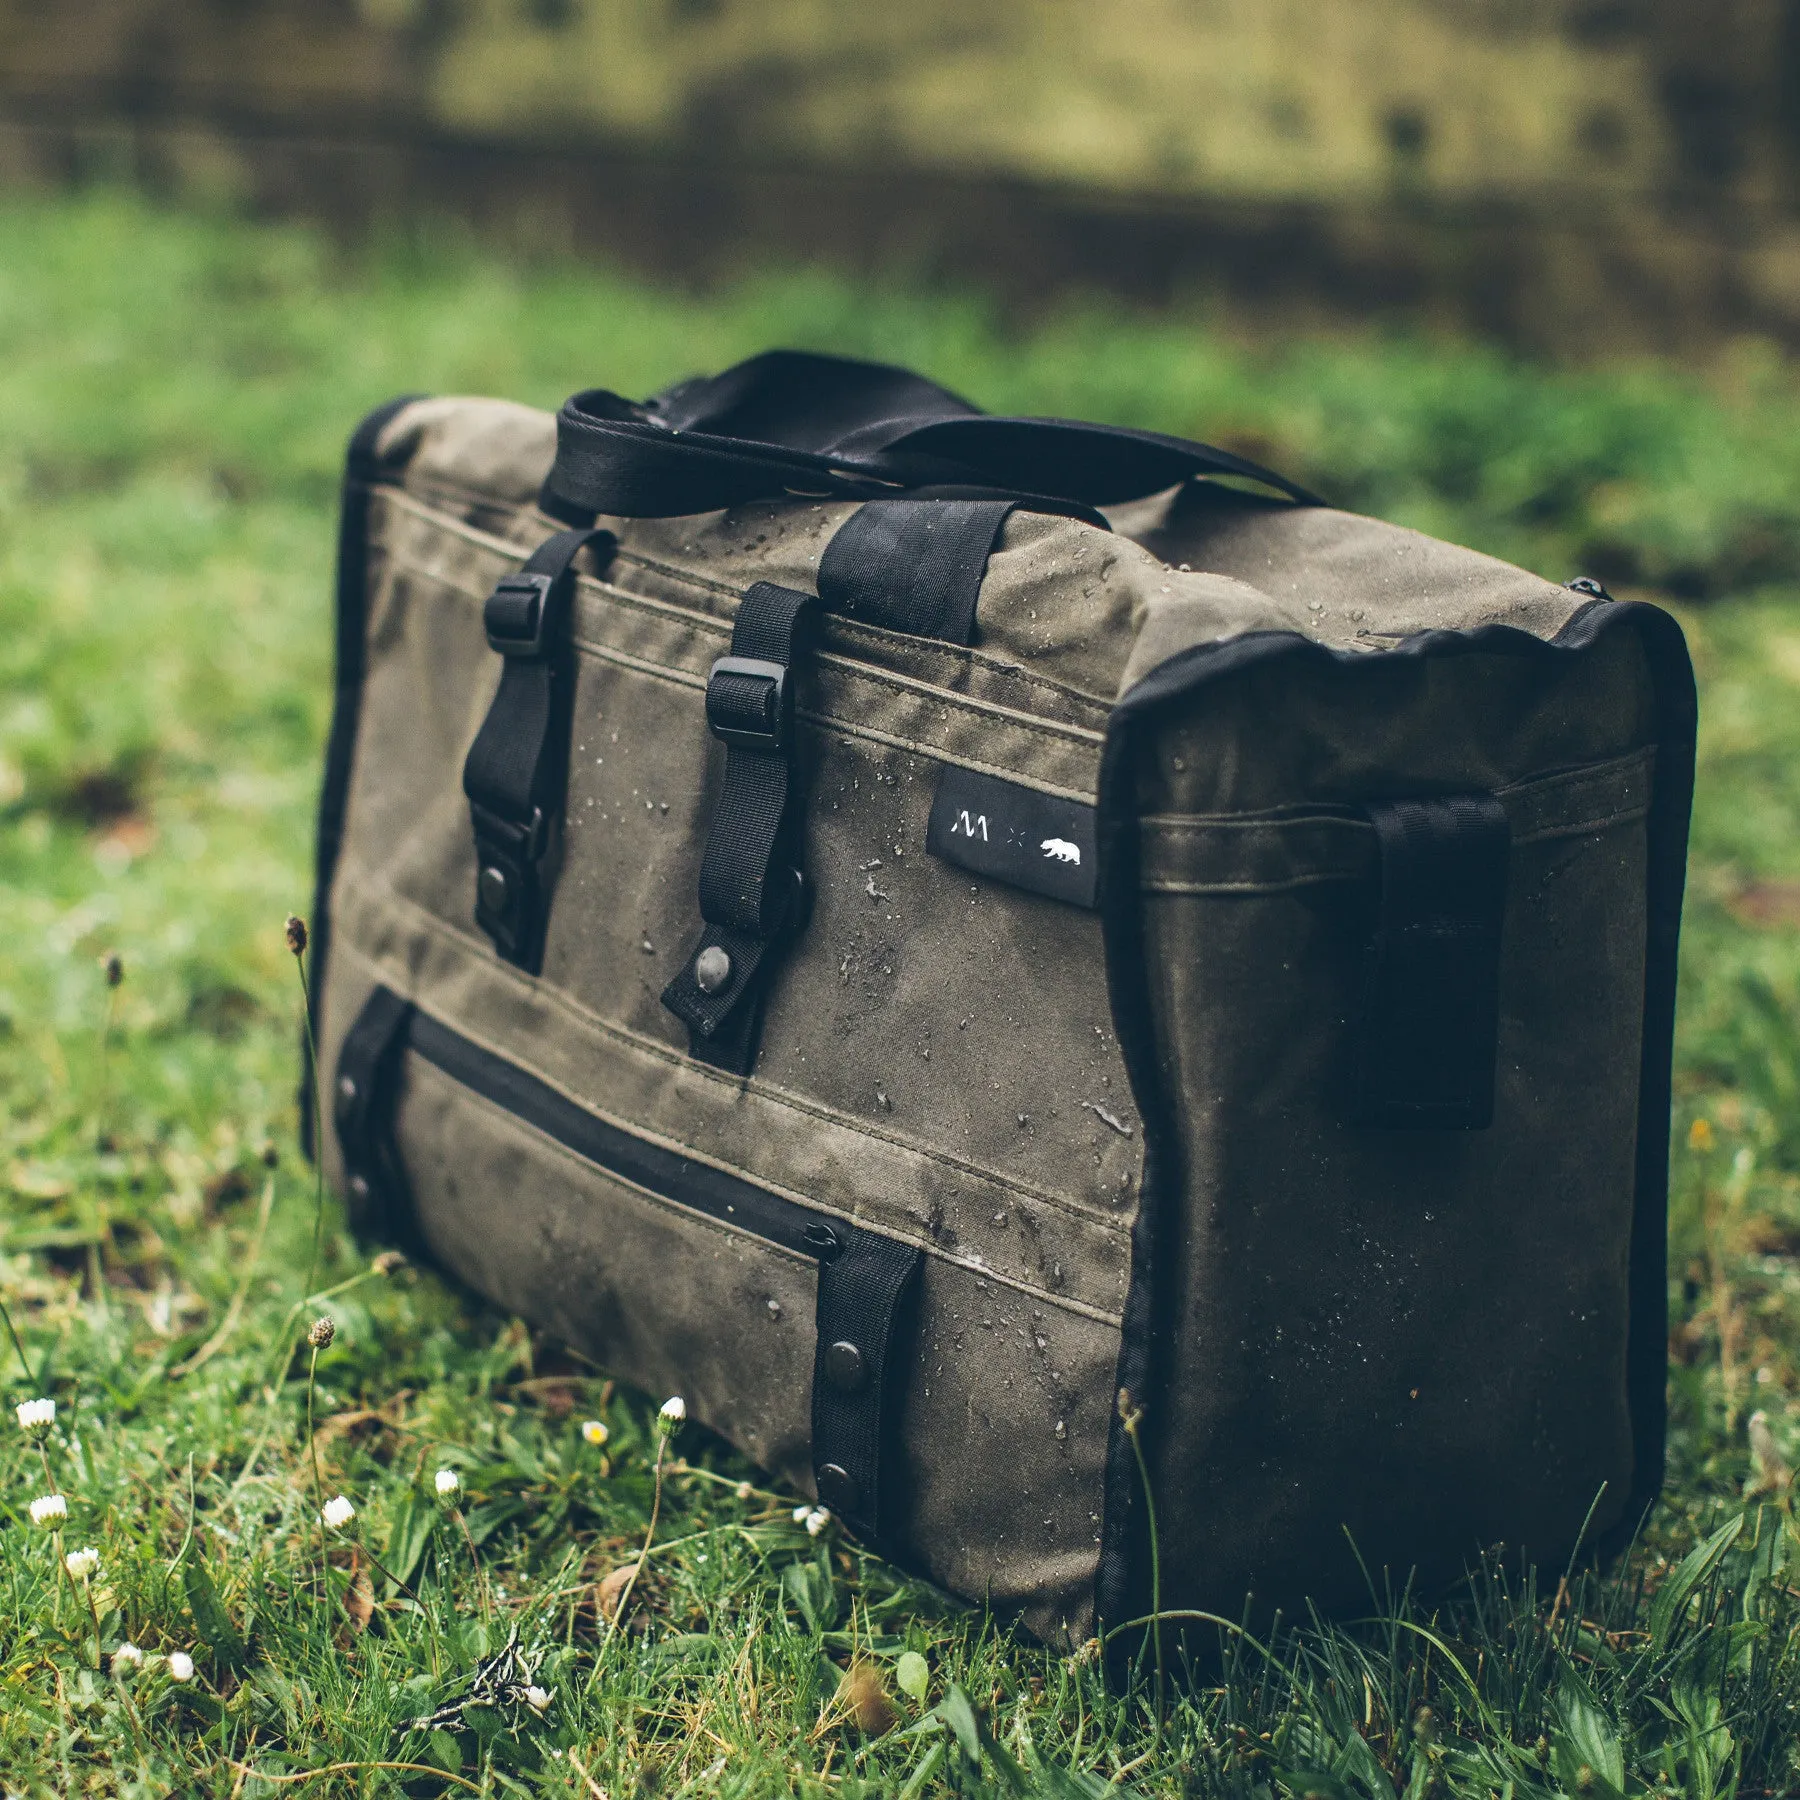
[1040,837,1081,865]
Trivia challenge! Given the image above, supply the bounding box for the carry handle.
[544,349,1322,519]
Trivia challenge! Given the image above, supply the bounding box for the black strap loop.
[333,985,416,1240]
[811,1231,923,1543]
[546,348,1321,519]
[461,528,614,972]
[663,581,819,1072]
[1356,793,1511,1130]
[818,498,1014,646]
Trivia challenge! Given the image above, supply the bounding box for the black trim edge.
[1091,600,1696,1642]
[301,394,427,1160]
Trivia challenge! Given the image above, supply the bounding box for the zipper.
[334,982,921,1542]
[405,1009,848,1264]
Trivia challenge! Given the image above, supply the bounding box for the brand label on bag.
[926,767,1099,909]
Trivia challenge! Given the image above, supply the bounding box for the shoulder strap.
[544,349,1321,519]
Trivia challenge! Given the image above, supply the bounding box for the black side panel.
[301,394,425,1159]
[1091,602,1695,1642]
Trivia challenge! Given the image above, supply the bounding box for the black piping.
[301,393,426,1160]
[1091,600,1695,1638]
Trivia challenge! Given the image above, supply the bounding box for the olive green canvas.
[314,386,1693,1647]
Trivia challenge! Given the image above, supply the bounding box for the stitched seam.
[406,1054,817,1270]
[378,486,1117,719]
[382,541,1106,761]
[333,862,1138,1246]
[351,943,1125,1326]
[1132,746,1658,833]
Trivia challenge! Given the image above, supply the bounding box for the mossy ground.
[3,191,1800,1794]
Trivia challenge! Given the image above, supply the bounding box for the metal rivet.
[479,864,511,916]
[695,945,732,993]
[815,1462,859,1515]
[800,1221,843,1258]
[337,1075,358,1103]
[823,1341,867,1393]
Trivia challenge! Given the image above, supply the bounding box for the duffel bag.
[308,350,1694,1647]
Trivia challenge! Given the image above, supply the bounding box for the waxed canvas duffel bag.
[308,351,1694,1647]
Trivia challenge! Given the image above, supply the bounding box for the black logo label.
[926,767,1098,909]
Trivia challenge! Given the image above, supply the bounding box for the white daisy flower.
[29,1493,67,1526]
[321,1495,355,1530]
[434,1468,460,1497]
[658,1395,686,1427]
[580,1419,609,1446]
[112,1642,144,1672]
[792,1504,812,1524]
[16,1398,55,1432]
[804,1508,831,1538]
[525,1684,552,1713]
[167,1650,195,1682]
[64,1546,99,1580]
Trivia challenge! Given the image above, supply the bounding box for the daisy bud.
[16,1397,55,1433]
[29,1493,67,1526]
[735,1481,754,1501]
[434,1468,460,1498]
[580,1419,609,1447]
[111,1642,144,1673]
[525,1684,552,1713]
[371,1249,406,1275]
[167,1650,195,1682]
[307,1316,335,1350]
[321,1494,355,1530]
[64,1546,99,1581]
[658,1395,686,1430]
[285,914,308,957]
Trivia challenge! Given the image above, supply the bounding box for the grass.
[2,187,1800,1794]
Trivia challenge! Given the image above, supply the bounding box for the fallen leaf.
[1727,879,1800,928]
[345,1563,375,1631]
[512,1377,585,1419]
[842,1660,895,1736]
[596,1562,640,1624]
[312,1391,414,1448]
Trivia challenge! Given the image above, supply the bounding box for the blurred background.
[5,0,1800,354]
[3,11,1800,1784]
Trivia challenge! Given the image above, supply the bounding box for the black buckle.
[470,802,547,863]
[484,572,557,656]
[706,656,789,752]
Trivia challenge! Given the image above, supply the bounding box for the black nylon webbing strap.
[810,1230,923,1543]
[662,581,818,1072]
[461,527,614,972]
[1356,793,1511,1129]
[333,985,415,1239]
[817,498,1014,645]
